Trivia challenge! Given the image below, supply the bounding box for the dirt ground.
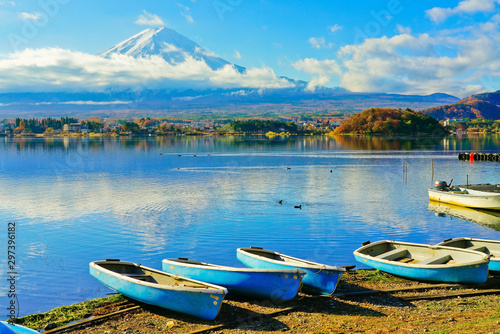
[64,270,500,334]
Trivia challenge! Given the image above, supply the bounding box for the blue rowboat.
[162,258,305,301]
[353,240,489,284]
[89,259,227,320]
[0,322,39,334]
[236,247,346,295]
[438,237,500,274]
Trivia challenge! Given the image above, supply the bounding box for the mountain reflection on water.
[4,133,500,153]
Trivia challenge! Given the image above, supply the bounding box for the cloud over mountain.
[135,10,165,26]
[0,27,294,92]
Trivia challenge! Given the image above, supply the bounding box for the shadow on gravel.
[293,296,388,317]
[137,299,290,331]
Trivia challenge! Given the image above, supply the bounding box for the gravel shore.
[15,270,500,333]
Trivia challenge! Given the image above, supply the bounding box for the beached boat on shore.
[353,240,489,284]
[89,259,227,320]
[236,247,346,295]
[0,322,40,334]
[162,258,305,301]
[428,182,500,210]
[438,237,500,274]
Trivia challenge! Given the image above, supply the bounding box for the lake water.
[1,134,500,318]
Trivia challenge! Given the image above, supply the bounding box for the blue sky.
[0,0,499,97]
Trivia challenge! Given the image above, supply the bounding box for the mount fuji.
[0,27,460,117]
[99,26,246,73]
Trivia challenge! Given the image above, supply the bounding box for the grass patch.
[353,269,407,283]
[12,294,125,330]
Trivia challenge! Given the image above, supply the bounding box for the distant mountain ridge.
[0,88,460,117]
[423,90,500,120]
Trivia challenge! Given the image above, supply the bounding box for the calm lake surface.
[1,134,500,318]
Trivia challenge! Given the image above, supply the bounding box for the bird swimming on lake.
[278,200,283,204]
[294,205,302,209]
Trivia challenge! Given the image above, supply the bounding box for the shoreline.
[9,269,500,333]
[3,131,499,138]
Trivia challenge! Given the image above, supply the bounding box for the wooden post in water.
[467,175,469,189]
[431,159,434,186]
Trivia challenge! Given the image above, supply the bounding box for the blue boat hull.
[489,259,500,274]
[236,249,344,295]
[354,254,489,284]
[89,262,226,320]
[0,322,40,334]
[437,237,500,275]
[162,260,303,301]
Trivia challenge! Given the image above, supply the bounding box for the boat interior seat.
[123,273,154,282]
[466,245,487,253]
[376,248,408,261]
[257,252,285,261]
[419,254,451,265]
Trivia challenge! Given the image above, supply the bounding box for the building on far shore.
[63,123,81,133]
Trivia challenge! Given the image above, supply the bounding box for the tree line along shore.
[1,108,498,137]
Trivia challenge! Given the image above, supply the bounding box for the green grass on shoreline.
[11,294,125,330]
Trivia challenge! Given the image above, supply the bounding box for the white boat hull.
[428,188,500,210]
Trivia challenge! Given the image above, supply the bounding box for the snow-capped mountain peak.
[99,27,245,72]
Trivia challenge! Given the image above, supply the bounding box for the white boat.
[428,182,500,210]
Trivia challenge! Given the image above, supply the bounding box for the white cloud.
[178,3,194,23]
[234,49,241,59]
[19,12,42,20]
[292,58,342,91]
[308,37,334,49]
[329,24,342,33]
[293,13,500,97]
[292,58,342,76]
[135,10,165,26]
[336,32,500,96]
[161,43,180,53]
[0,1,15,6]
[194,46,218,58]
[182,13,194,23]
[426,0,500,23]
[396,24,411,34]
[0,47,294,92]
